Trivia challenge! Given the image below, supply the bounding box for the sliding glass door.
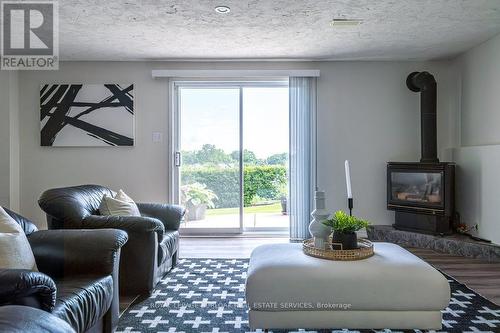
[242,87,289,231]
[176,86,241,233]
[173,81,289,234]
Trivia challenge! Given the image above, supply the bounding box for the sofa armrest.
[0,269,56,311]
[28,229,128,278]
[0,305,76,333]
[137,203,185,231]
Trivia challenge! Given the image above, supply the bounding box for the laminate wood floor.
[180,236,500,305]
[407,247,500,305]
[179,236,290,258]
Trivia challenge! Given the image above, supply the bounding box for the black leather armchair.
[0,208,127,333]
[38,185,185,296]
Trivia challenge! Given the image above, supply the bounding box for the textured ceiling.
[60,0,500,61]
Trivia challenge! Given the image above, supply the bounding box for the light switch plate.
[152,132,163,143]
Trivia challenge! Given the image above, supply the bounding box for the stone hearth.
[367,225,500,262]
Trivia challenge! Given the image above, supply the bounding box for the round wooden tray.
[303,238,374,261]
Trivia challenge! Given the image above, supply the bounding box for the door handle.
[175,151,182,167]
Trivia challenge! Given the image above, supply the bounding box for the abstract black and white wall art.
[40,84,134,146]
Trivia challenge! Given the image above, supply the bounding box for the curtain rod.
[152,69,320,78]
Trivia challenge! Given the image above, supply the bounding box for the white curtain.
[289,77,317,241]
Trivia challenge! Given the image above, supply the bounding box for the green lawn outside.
[206,202,282,216]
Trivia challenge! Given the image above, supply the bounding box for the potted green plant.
[181,183,218,221]
[280,196,287,215]
[322,210,370,250]
[278,183,288,215]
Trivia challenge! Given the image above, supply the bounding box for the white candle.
[345,160,352,199]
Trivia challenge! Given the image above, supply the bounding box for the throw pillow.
[115,189,135,204]
[99,190,141,217]
[0,207,38,270]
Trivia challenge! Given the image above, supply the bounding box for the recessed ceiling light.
[215,6,230,14]
[330,18,363,26]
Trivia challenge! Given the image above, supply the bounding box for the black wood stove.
[387,72,455,235]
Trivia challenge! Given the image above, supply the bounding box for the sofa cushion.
[158,231,179,265]
[52,276,113,333]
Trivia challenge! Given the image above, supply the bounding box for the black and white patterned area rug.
[117,258,500,333]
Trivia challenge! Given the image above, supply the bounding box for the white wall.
[452,33,500,244]
[17,60,458,228]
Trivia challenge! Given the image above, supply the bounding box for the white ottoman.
[245,242,450,330]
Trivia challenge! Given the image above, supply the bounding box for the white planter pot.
[187,203,207,221]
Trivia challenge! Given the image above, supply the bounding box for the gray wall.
[9,71,20,211]
[0,71,11,207]
[0,71,19,210]
[452,32,500,244]
[459,33,500,146]
[316,61,458,227]
[17,60,458,228]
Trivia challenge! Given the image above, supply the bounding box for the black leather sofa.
[38,184,185,296]
[0,305,76,333]
[0,208,128,333]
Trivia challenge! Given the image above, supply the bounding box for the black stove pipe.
[406,71,439,163]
